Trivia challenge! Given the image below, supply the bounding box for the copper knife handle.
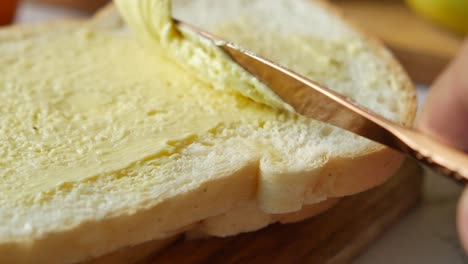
[385,125,468,184]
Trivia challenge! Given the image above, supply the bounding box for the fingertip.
[415,39,468,150]
[414,107,431,135]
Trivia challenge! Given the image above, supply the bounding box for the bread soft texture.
[0,0,416,263]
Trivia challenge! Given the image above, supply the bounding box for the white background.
[12,2,467,262]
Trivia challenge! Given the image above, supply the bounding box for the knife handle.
[386,124,468,185]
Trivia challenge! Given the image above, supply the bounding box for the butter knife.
[176,20,468,185]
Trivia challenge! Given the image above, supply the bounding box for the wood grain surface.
[89,159,423,264]
[332,0,464,84]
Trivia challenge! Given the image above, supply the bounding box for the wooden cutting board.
[88,159,423,264]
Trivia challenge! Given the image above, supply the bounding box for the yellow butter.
[114,0,294,112]
[0,0,365,207]
[0,25,283,203]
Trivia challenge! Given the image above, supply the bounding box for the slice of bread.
[0,0,416,263]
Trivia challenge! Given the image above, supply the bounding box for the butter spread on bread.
[0,0,416,263]
[115,0,294,111]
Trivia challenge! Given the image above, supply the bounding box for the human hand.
[417,39,468,252]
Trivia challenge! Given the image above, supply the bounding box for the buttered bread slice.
[0,0,416,263]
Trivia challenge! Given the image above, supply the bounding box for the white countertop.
[12,2,467,263]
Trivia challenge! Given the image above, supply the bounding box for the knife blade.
[175,20,468,184]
